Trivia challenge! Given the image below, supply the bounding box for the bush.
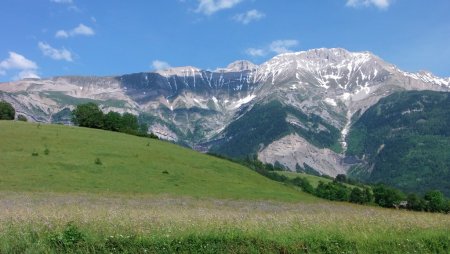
[48,222,85,250]
[290,177,314,194]
[0,101,15,120]
[95,158,102,165]
[373,184,405,208]
[315,181,350,201]
[17,115,27,121]
[424,190,447,213]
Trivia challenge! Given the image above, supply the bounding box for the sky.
[0,0,449,81]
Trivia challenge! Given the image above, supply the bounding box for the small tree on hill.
[350,187,365,204]
[103,111,122,131]
[72,103,104,129]
[335,174,347,183]
[373,184,404,208]
[0,101,15,120]
[119,112,139,134]
[424,190,447,213]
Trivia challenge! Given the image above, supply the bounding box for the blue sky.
[0,0,449,81]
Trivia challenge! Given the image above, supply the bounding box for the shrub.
[48,222,85,250]
[0,101,15,120]
[17,115,28,121]
[44,148,50,155]
[95,158,102,165]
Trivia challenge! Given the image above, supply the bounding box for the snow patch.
[232,94,256,109]
[324,98,337,107]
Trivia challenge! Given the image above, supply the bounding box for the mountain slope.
[0,121,315,201]
[1,48,449,176]
[347,90,450,196]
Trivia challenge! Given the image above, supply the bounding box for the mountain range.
[1,48,449,194]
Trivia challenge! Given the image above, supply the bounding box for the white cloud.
[55,23,95,38]
[246,39,299,57]
[269,40,299,54]
[245,48,266,57]
[346,0,392,9]
[15,70,41,80]
[50,0,73,4]
[233,9,265,24]
[38,42,73,62]
[151,60,171,71]
[0,52,39,80]
[55,30,69,38]
[72,24,94,36]
[196,0,243,15]
[0,52,38,70]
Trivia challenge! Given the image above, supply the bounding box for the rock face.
[258,134,346,176]
[1,48,449,176]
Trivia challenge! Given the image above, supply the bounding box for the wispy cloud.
[246,39,299,57]
[38,42,73,62]
[346,0,393,9]
[151,60,171,71]
[15,70,41,80]
[233,9,265,24]
[196,0,243,15]
[55,24,95,38]
[0,52,39,80]
[246,48,266,57]
[269,40,299,54]
[50,0,73,4]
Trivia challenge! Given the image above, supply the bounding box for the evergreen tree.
[0,101,15,120]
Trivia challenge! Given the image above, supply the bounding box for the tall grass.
[0,192,448,253]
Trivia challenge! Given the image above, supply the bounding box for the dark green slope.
[210,100,341,158]
[347,90,450,196]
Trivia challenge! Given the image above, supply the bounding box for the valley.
[0,121,448,253]
[1,48,449,196]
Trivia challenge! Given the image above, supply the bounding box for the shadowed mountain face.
[1,48,449,178]
[346,90,450,196]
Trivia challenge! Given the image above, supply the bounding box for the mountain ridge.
[1,48,449,178]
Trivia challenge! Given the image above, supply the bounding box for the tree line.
[72,103,158,138]
[212,154,450,214]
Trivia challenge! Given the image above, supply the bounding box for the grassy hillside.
[0,121,315,202]
[347,90,450,196]
[1,121,449,253]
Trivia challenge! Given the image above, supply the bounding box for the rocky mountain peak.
[155,66,202,77]
[224,60,258,72]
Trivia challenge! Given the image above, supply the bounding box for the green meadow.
[0,121,449,253]
[0,121,312,201]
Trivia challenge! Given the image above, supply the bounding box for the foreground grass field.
[0,121,313,202]
[0,121,449,253]
[0,192,449,253]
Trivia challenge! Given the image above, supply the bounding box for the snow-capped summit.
[155,66,202,77]
[224,60,258,72]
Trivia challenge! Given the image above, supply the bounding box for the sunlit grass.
[0,192,448,253]
[0,121,314,202]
